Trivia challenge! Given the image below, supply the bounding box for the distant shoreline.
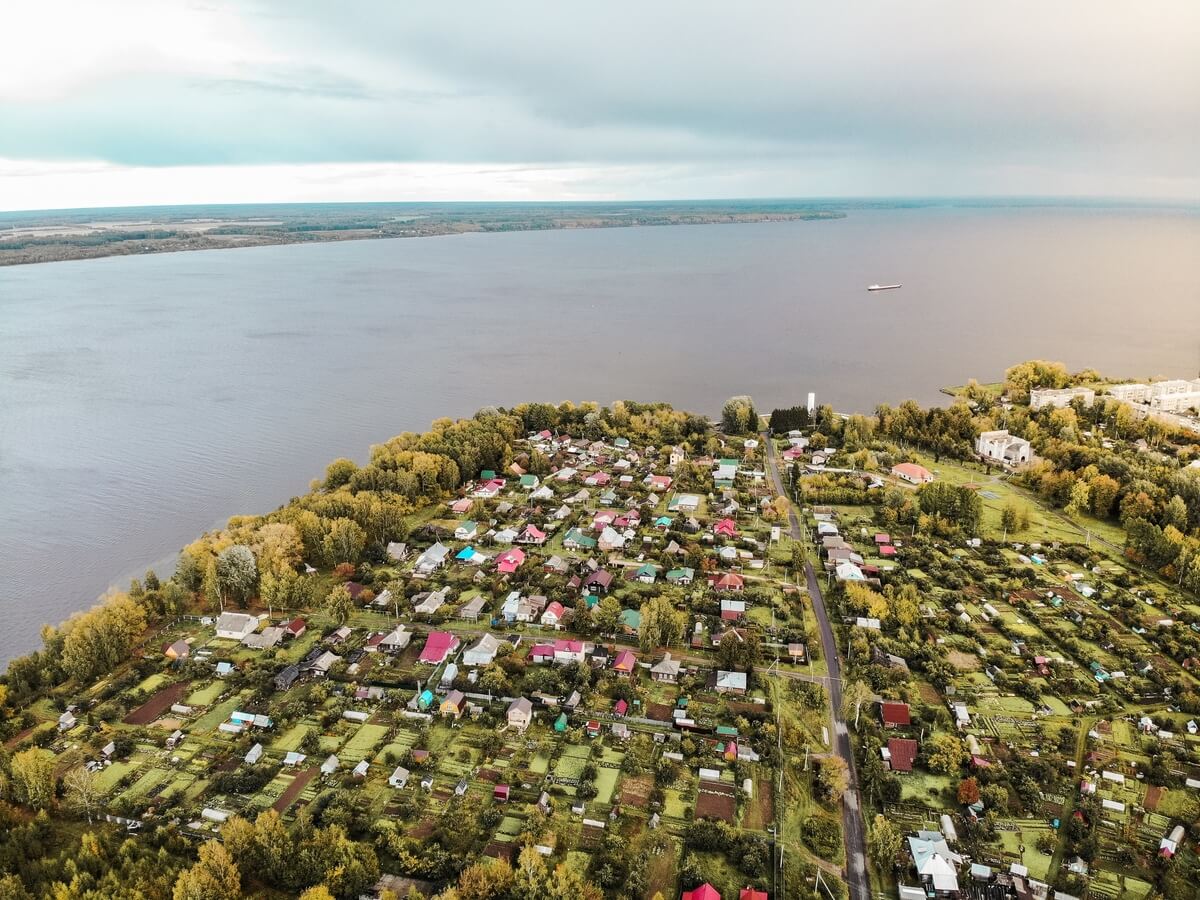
[0,204,846,267]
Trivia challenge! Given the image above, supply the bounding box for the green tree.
[816,755,849,801]
[925,734,966,775]
[593,596,621,635]
[216,545,258,605]
[638,595,686,650]
[323,518,366,565]
[868,814,902,871]
[325,584,354,624]
[721,396,758,435]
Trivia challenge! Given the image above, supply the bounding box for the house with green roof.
[520,473,540,489]
[666,567,695,585]
[620,608,642,634]
[563,528,597,550]
[635,563,658,584]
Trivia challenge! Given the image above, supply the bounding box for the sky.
[1,1,1198,210]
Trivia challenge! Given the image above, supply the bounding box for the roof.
[613,649,637,671]
[419,631,459,663]
[892,462,933,480]
[739,890,768,900]
[507,697,533,717]
[881,701,911,726]
[682,885,721,900]
[887,738,919,772]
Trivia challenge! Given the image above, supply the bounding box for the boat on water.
[867,283,902,292]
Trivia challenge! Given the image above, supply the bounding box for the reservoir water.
[2,205,1199,665]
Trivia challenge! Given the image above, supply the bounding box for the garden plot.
[271,723,312,752]
[186,681,226,707]
[340,723,389,762]
[119,766,173,802]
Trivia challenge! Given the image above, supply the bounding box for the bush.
[801,816,841,858]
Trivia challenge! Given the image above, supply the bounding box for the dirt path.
[273,766,318,813]
[123,680,191,725]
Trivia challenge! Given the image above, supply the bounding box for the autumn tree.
[323,517,366,565]
[957,777,981,805]
[255,522,304,575]
[10,748,55,809]
[925,734,966,775]
[816,755,849,801]
[173,841,241,900]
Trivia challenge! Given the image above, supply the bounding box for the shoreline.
[0,208,845,268]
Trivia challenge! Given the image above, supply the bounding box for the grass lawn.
[341,724,390,762]
[271,723,311,752]
[134,673,168,694]
[193,696,243,734]
[95,760,138,793]
[186,681,226,707]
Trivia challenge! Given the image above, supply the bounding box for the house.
[305,650,341,677]
[414,588,449,616]
[651,653,681,683]
[450,497,474,514]
[976,430,1032,465]
[738,890,767,900]
[456,595,486,622]
[907,831,962,897]
[245,743,263,764]
[520,474,540,490]
[880,701,911,728]
[473,477,506,498]
[57,710,77,732]
[518,524,547,545]
[274,664,300,691]
[419,632,460,664]
[456,546,489,565]
[666,567,695,585]
[720,598,746,621]
[713,518,738,538]
[414,542,451,576]
[584,471,611,487]
[564,528,598,550]
[164,638,190,661]
[454,520,479,540]
[715,670,748,694]
[215,612,258,641]
[440,690,466,718]
[883,738,919,773]
[891,463,934,484]
[463,633,503,667]
[502,591,534,623]
[283,751,307,767]
[371,624,408,654]
[507,697,534,732]
[389,766,411,789]
[328,625,352,644]
[620,608,642,634]
[215,660,235,677]
[583,570,614,594]
[613,698,628,716]
[544,555,569,575]
[713,573,745,592]
[541,601,566,628]
[386,541,409,561]
[497,548,526,574]
[320,755,340,776]
[682,884,721,900]
[787,643,807,662]
[244,626,284,650]
[598,526,626,552]
[612,649,638,675]
[1160,824,1186,858]
[283,617,307,639]
[493,783,511,802]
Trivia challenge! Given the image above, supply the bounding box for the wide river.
[2,205,1199,665]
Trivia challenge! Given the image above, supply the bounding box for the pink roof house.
[541,601,566,628]
[497,548,526,574]
[714,518,738,538]
[518,524,547,545]
[612,650,638,675]
[418,631,460,664]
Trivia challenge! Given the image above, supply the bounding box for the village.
[7,372,1200,900]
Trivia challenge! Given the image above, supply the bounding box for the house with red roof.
[529,644,556,664]
[584,471,611,486]
[713,518,738,538]
[497,548,526,574]
[613,698,628,716]
[880,700,911,728]
[883,737,919,773]
[890,463,934,484]
[645,474,673,491]
[418,631,460,665]
[541,601,566,629]
[283,617,307,639]
[517,524,547,545]
[682,884,721,900]
[712,573,745,592]
[472,477,506,498]
[612,649,638,675]
[552,639,589,665]
[739,889,768,900]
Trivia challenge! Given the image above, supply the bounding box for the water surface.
[2,206,1198,665]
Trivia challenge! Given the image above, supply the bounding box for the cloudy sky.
[2,1,1198,210]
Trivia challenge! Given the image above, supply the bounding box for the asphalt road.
[763,433,871,900]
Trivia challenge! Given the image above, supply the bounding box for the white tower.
[806,392,816,415]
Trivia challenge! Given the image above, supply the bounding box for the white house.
[414,542,450,576]
[463,633,504,667]
[976,430,1031,465]
[507,697,534,732]
[389,766,411,789]
[215,612,258,641]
